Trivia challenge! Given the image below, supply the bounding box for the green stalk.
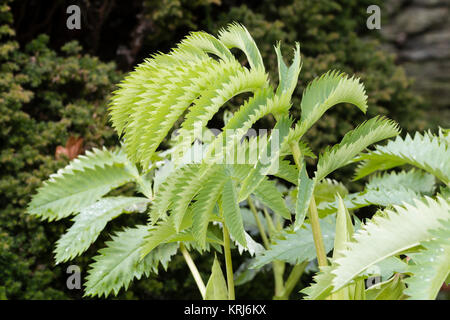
[290,141,327,267]
[180,243,206,299]
[290,142,303,170]
[272,261,286,297]
[247,197,270,248]
[251,200,286,297]
[275,261,308,300]
[308,196,328,267]
[222,224,235,300]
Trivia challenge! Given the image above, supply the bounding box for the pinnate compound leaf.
[318,169,435,214]
[55,197,150,263]
[218,22,264,71]
[404,218,450,300]
[85,226,177,297]
[222,178,247,248]
[28,148,136,221]
[354,131,450,184]
[294,164,315,229]
[315,116,400,181]
[331,197,449,293]
[290,70,369,141]
[251,215,336,269]
[239,116,293,201]
[253,178,291,220]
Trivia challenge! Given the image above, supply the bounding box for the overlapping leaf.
[355,131,450,184]
[27,148,136,221]
[55,197,150,263]
[85,226,178,297]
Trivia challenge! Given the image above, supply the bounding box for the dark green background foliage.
[0,0,433,299]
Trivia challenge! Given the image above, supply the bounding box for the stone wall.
[382,0,449,119]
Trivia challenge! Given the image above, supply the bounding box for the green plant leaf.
[85,226,178,297]
[250,215,336,268]
[314,179,348,206]
[141,209,194,259]
[318,185,423,214]
[191,168,228,248]
[274,42,301,101]
[404,218,450,300]
[253,177,291,220]
[205,255,228,300]
[315,116,400,181]
[239,116,293,201]
[354,131,450,184]
[318,170,435,213]
[222,178,247,248]
[27,148,136,221]
[294,164,315,229]
[218,22,264,71]
[55,197,150,263]
[365,274,406,300]
[301,266,336,300]
[274,159,299,185]
[290,70,369,141]
[324,197,449,294]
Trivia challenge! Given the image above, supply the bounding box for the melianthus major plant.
[27,24,449,300]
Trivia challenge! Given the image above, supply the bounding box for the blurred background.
[0,0,448,299]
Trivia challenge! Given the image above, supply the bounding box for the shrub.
[0,0,119,299]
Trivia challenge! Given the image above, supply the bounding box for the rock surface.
[381,0,449,115]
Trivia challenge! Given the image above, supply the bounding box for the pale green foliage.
[289,70,369,142]
[328,195,365,300]
[304,197,450,299]
[239,116,293,201]
[318,186,422,213]
[109,23,272,169]
[218,22,264,71]
[274,159,299,185]
[222,177,247,247]
[27,23,421,300]
[55,197,150,263]
[404,218,450,300]
[252,178,291,220]
[314,179,348,206]
[294,164,315,229]
[367,169,435,194]
[318,170,435,213]
[191,169,228,249]
[315,116,400,181]
[205,256,228,300]
[85,226,178,297]
[28,148,137,221]
[355,131,450,184]
[365,275,406,300]
[294,116,399,228]
[250,215,336,268]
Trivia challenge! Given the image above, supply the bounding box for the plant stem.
[290,142,303,170]
[308,196,328,267]
[259,206,286,296]
[275,261,308,300]
[222,224,235,300]
[290,141,327,267]
[180,243,206,299]
[272,261,286,297]
[247,197,270,248]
